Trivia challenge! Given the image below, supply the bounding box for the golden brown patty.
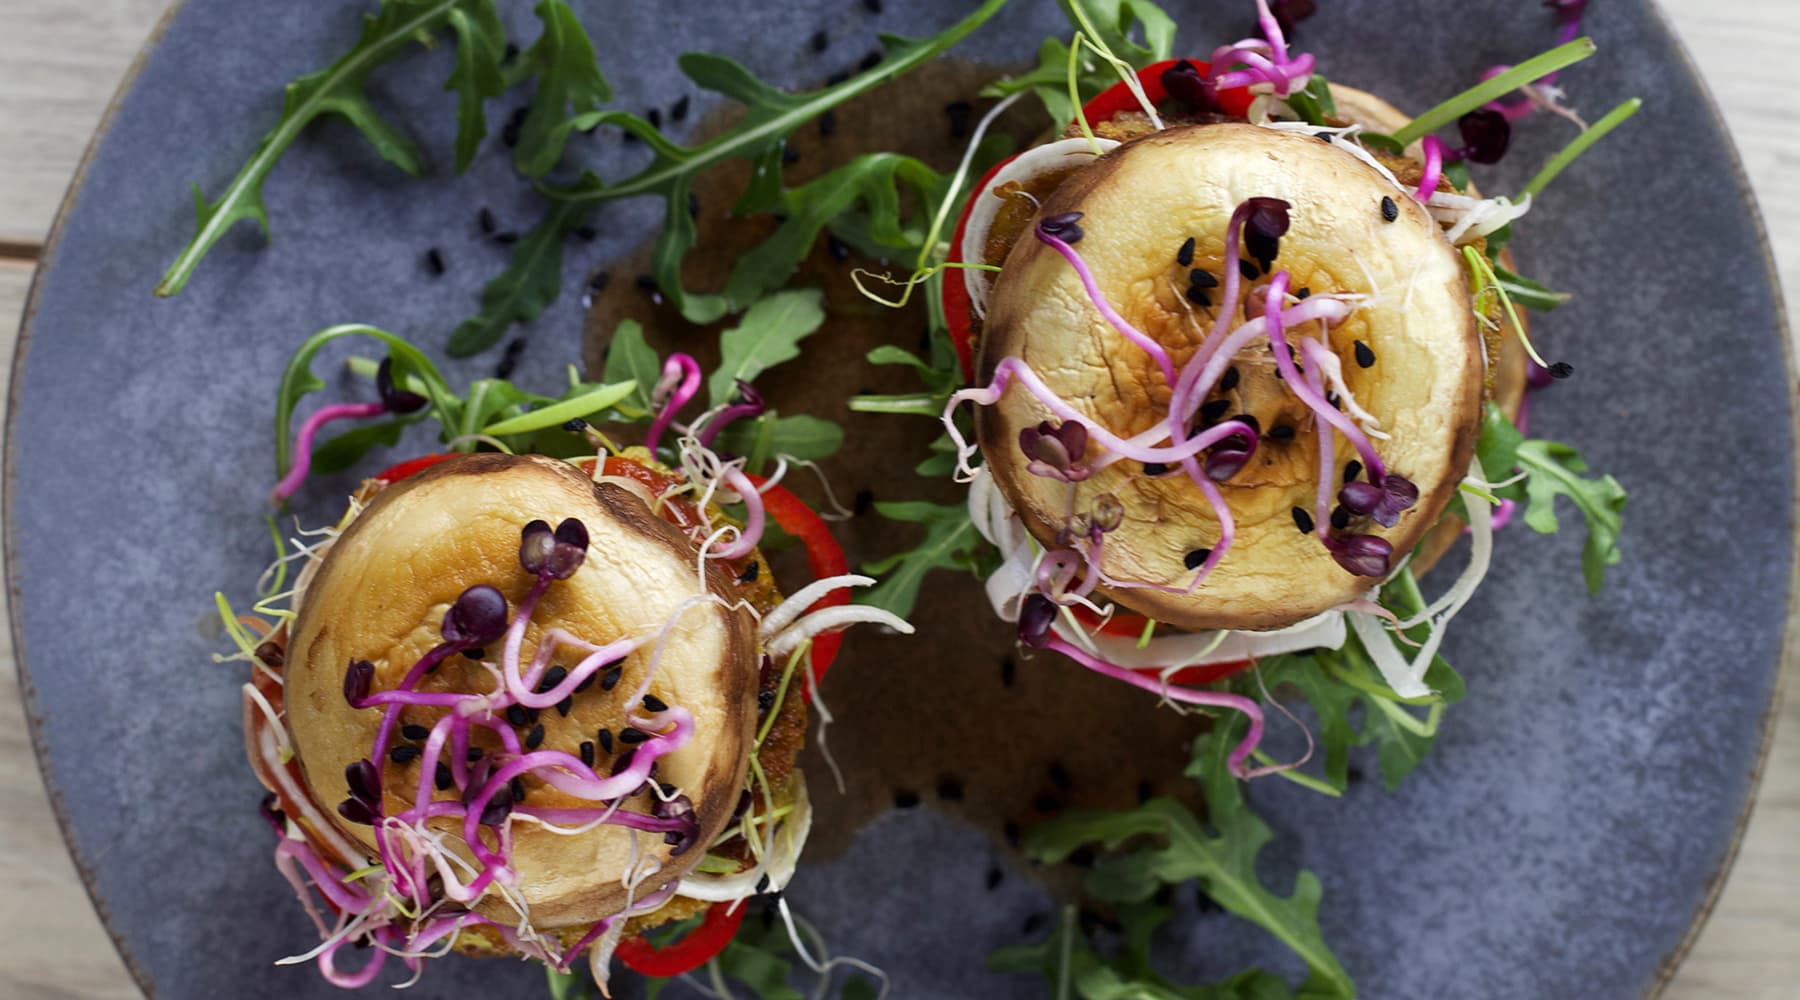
[976,123,1483,630]
[284,453,759,930]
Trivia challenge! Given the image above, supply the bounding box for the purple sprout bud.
[1018,594,1057,649]
[258,793,286,836]
[654,793,699,856]
[1457,110,1511,165]
[1205,423,1259,482]
[1371,474,1419,528]
[1271,0,1318,33]
[1544,0,1588,23]
[1038,212,1085,244]
[548,518,589,579]
[345,759,380,805]
[479,795,513,828]
[1242,197,1291,271]
[1160,59,1220,112]
[1019,420,1091,482]
[732,380,765,410]
[1325,533,1394,578]
[1091,493,1124,534]
[442,584,509,646]
[337,798,375,826]
[343,659,375,706]
[1338,480,1383,516]
[375,358,427,415]
[519,519,554,575]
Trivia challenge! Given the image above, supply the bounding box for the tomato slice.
[941,59,1254,382]
[615,900,747,978]
[745,476,850,701]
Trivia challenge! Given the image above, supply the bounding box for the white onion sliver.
[960,137,1120,319]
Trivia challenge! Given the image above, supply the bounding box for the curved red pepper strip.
[615,899,747,978]
[371,452,455,485]
[745,475,849,702]
[1067,605,1253,686]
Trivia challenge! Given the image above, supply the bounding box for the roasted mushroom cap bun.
[241,451,825,984]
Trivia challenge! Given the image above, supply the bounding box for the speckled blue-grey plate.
[6,1,1790,997]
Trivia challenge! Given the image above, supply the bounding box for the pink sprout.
[1035,224,1177,387]
[270,401,386,504]
[710,466,767,560]
[645,353,702,454]
[1417,135,1446,203]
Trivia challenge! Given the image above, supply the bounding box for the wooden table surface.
[1,2,1794,997]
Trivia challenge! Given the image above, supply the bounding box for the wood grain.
[0,1,1793,996]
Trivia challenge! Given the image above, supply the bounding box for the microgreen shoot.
[858,501,987,619]
[1462,245,1546,368]
[1518,98,1643,200]
[1391,38,1597,146]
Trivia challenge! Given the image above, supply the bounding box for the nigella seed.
[619,727,650,745]
[1221,366,1240,392]
[424,248,446,276]
[525,725,545,750]
[1549,361,1574,379]
[1003,820,1021,847]
[597,729,614,753]
[574,672,596,693]
[635,274,658,292]
[1354,340,1377,368]
[579,741,596,767]
[1185,285,1213,307]
[587,271,611,294]
[1142,461,1169,476]
[1188,268,1218,288]
[478,207,496,234]
[859,49,882,72]
[1344,459,1363,483]
[863,0,884,10]
[985,866,1003,890]
[670,95,690,122]
[467,747,484,762]
[1068,847,1096,869]
[390,745,421,765]
[494,340,523,380]
[937,776,965,801]
[1380,196,1399,222]
[893,788,920,809]
[1269,424,1296,441]
[944,100,971,140]
[1177,237,1196,267]
[647,107,662,129]
[826,70,848,86]
[435,763,453,791]
[1137,780,1154,804]
[1295,286,1311,299]
[601,665,623,691]
[819,110,837,138]
[402,724,431,741]
[738,561,760,584]
[1047,762,1071,791]
[853,488,875,516]
[809,29,829,53]
[574,223,598,242]
[1199,399,1231,425]
[1000,657,1017,688]
[511,777,527,803]
[538,665,569,693]
[506,705,528,727]
[556,697,573,717]
[643,694,669,713]
[1022,913,1046,936]
[1331,505,1351,530]
[1239,259,1259,280]
[460,647,486,661]
[827,235,850,261]
[1292,507,1315,533]
[502,42,518,64]
[688,192,700,218]
[1184,548,1212,570]
[782,145,800,165]
[493,231,519,245]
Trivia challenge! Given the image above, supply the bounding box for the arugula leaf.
[530,0,1006,325]
[443,0,508,173]
[1475,402,1524,483]
[1061,0,1177,69]
[858,501,985,619]
[274,324,458,479]
[714,412,844,466]
[509,0,611,177]
[1284,75,1337,127]
[156,0,476,296]
[600,319,662,416]
[1026,724,1354,1000]
[447,199,591,356]
[985,0,1174,128]
[992,903,1299,1000]
[1491,263,1571,312]
[708,289,827,406]
[1514,439,1627,594]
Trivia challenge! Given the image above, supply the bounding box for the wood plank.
[0,0,175,247]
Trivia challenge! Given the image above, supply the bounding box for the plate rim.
[2,1,1790,996]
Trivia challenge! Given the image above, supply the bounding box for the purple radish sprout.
[644,353,701,454]
[272,359,427,505]
[709,466,766,560]
[1035,220,1177,387]
[1418,135,1445,201]
[697,381,766,448]
[1259,273,1390,483]
[1019,420,1092,482]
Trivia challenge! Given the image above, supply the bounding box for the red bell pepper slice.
[1066,605,1254,685]
[371,452,455,484]
[745,475,850,701]
[615,900,747,978]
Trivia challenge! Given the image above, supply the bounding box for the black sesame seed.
[853,488,875,516]
[688,192,700,218]
[502,42,518,64]
[619,727,650,745]
[601,665,623,691]
[402,724,431,741]
[1344,459,1363,483]
[511,777,527,802]
[1000,657,1017,688]
[1199,398,1232,425]
[635,274,658,292]
[1549,361,1574,379]
[435,763,453,791]
[1142,461,1169,476]
[579,741,596,766]
[1003,820,1021,847]
[826,70,849,86]
[894,789,920,809]
[782,145,801,165]
[862,0,883,11]
[1047,762,1071,791]
[1239,259,1259,280]
[1346,764,1365,784]
[939,100,973,141]
[1022,913,1046,935]
[985,865,1003,890]
[610,749,636,776]
[738,561,760,583]
[424,248,446,276]
[494,341,522,380]
[858,49,882,72]
[1269,424,1296,442]
[819,110,837,138]
[827,235,850,261]
[461,647,486,661]
[622,128,638,144]
[538,666,568,693]
[937,776,965,801]
[1292,507,1315,533]
[1189,268,1218,288]
[1380,196,1399,222]
[493,231,519,245]
[525,725,545,750]
[1067,846,1096,869]
[810,29,829,53]
[506,705,528,727]
[467,747,484,762]
[389,744,421,765]
[478,207,496,234]
[1137,780,1154,804]
[1354,340,1377,368]
[574,671,596,693]
[1185,285,1213,307]
[643,694,669,713]
[1331,505,1351,530]
[587,271,611,295]
[1177,237,1196,267]
[597,729,614,753]
[647,107,663,129]
[1184,548,1212,570]
[1220,366,1241,392]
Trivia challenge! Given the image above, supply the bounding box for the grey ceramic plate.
[7,1,1791,997]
